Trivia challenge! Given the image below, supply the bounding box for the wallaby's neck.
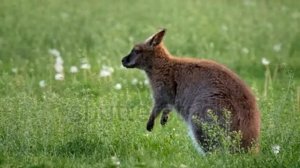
[154,43,171,59]
[145,44,173,76]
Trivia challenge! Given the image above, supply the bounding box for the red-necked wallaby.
[121,29,260,153]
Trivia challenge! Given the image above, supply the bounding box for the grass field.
[0,0,300,167]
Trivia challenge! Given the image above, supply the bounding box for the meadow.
[0,0,300,167]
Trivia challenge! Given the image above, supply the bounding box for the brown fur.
[122,29,260,152]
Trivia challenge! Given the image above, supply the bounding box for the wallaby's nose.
[122,54,135,68]
[121,57,127,64]
[122,56,129,66]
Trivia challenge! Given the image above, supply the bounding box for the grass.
[0,0,300,167]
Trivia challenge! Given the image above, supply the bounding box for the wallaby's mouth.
[121,56,136,68]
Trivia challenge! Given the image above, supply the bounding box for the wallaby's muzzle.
[121,55,130,68]
[122,54,136,68]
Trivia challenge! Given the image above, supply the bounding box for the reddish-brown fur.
[122,29,260,153]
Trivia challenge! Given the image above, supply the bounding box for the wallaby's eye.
[132,49,141,54]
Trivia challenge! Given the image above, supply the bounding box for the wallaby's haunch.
[121,29,260,153]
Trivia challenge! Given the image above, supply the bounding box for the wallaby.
[121,29,260,153]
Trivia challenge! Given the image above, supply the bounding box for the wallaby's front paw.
[160,115,168,126]
[146,120,154,131]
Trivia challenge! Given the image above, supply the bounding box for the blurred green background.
[0,0,299,167]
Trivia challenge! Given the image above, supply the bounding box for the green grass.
[0,0,300,167]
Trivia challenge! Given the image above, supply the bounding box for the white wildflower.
[131,78,138,85]
[272,145,280,154]
[55,73,64,81]
[242,47,249,54]
[50,50,64,75]
[111,156,120,167]
[54,62,64,73]
[49,49,61,57]
[100,69,111,77]
[179,164,188,168]
[80,63,91,70]
[70,66,78,73]
[273,43,282,52]
[80,58,91,70]
[144,79,149,85]
[39,80,46,88]
[261,57,270,65]
[114,83,122,90]
[99,66,114,77]
[56,56,64,64]
[11,68,18,73]
[103,65,114,73]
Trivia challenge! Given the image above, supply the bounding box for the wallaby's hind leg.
[188,104,227,153]
[190,123,222,153]
[188,124,206,155]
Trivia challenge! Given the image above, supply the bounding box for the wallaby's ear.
[145,28,166,47]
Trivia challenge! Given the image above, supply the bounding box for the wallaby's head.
[122,29,167,70]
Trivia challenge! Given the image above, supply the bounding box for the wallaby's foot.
[146,119,154,131]
[160,114,168,126]
[160,109,171,126]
